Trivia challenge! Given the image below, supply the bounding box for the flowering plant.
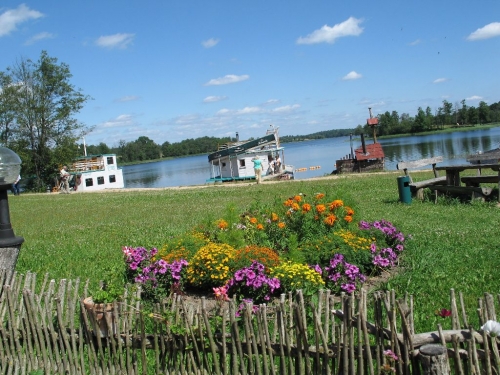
[323,253,366,294]
[270,261,325,296]
[226,261,280,304]
[233,245,280,270]
[187,242,236,289]
[481,320,500,337]
[123,246,188,302]
[359,220,406,272]
[380,349,398,374]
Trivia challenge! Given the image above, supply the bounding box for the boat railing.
[72,159,105,172]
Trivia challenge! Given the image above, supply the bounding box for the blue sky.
[1,1,499,147]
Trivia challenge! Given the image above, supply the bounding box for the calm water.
[122,127,500,188]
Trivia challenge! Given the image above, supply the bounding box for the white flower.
[481,320,500,337]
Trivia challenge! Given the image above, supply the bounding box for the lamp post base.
[0,243,22,272]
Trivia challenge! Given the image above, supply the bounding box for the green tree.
[1,51,91,190]
[442,100,453,125]
[467,106,478,125]
[478,101,490,124]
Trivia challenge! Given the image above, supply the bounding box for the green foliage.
[1,51,91,190]
[10,173,500,334]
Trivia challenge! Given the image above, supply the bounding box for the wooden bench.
[461,175,499,187]
[430,185,493,202]
[397,156,447,200]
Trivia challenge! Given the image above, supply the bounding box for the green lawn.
[9,171,500,332]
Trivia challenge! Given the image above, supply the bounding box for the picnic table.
[433,163,500,202]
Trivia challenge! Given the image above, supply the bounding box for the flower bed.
[123,191,408,305]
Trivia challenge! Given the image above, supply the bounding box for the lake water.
[122,127,500,189]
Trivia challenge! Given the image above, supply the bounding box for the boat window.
[85,178,93,187]
[107,156,114,165]
[97,176,105,185]
[239,159,246,167]
[109,175,116,183]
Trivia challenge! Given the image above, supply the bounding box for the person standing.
[252,157,263,184]
[60,166,71,194]
[12,175,21,195]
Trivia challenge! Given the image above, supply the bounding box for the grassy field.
[9,171,500,332]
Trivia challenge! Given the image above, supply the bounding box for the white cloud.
[466,95,483,101]
[296,17,363,45]
[203,96,227,103]
[272,104,301,113]
[204,74,249,86]
[202,38,219,48]
[467,22,500,41]
[95,33,134,49]
[101,114,135,128]
[24,31,55,45]
[0,4,43,37]
[342,71,362,80]
[433,78,448,84]
[116,96,140,102]
[216,106,261,116]
[409,39,421,46]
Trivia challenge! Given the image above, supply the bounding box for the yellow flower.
[271,212,279,222]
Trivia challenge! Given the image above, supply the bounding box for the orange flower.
[271,212,279,222]
[256,223,264,230]
[293,195,302,202]
[292,203,300,211]
[217,219,228,229]
[249,217,258,224]
[324,214,337,226]
[314,215,319,220]
[345,206,354,216]
[278,222,286,229]
[302,203,311,213]
[284,199,293,207]
[316,204,326,214]
[344,215,353,223]
[329,200,344,211]
[315,193,325,200]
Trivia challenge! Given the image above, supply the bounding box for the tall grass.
[9,171,500,332]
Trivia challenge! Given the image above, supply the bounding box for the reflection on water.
[123,127,500,189]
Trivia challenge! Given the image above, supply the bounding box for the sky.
[0,1,499,147]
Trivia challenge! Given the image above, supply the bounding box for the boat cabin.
[69,154,125,191]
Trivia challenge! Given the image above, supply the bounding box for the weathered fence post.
[419,344,450,375]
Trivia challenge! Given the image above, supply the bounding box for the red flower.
[437,308,451,318]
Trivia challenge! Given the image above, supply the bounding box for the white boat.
[207,125,294,183]
[68,154,125,192]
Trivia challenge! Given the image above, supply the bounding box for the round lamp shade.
[0,147,21,185]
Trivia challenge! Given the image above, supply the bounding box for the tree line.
[354,99,498,137]
[1,50,499,191]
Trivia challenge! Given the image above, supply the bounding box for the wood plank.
[461,175,499,185]
[410,176,447,189]
[397,156,443,170]
[430,185,493,197]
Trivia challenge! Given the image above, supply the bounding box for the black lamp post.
[0,147,24,272]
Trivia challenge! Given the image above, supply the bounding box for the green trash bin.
[397,176,412,204]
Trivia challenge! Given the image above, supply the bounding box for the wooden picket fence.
[0,270,499,374]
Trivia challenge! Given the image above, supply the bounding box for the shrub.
[158,231,207,263]
[187,242,236,289]
[123,246,189,302]
[323,253,366,294]
[226,261,281,304]
[233,245,280,270]
[270,261,325,296]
